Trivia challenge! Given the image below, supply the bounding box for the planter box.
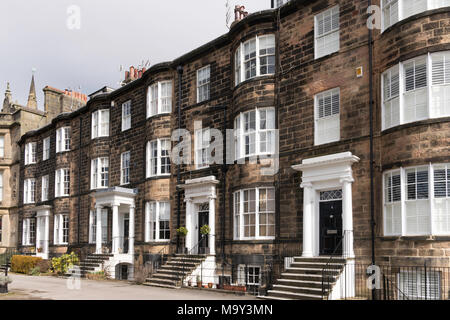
[222,285,247,292]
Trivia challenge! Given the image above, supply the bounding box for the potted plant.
[208,282,213,289]
[187,278,192,287]
[37,247,43,253]
[200,225,211,254]
[176,227,188,254]
[196,275,202,288]
[0,275,12,294]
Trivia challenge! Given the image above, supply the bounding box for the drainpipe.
[271,0,275,9]
[77,117,82,245]
[368,0,377,299]
[176,65,183,254]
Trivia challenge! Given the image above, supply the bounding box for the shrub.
[176,227,188,237]
[30,266,40,276]
[200,224,210,235]
[51,252,79,275]
[86,271,106,281]
[10,255,43,274]
[36,260,51,273]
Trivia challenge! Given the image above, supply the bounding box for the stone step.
[284,267,341,276]
[257,295,291,301]
[143,281,179,289]
[276,279,324,288]
[292,256,347,264]
[290,262,345,269]
[266,290,323,300]
[272,284,326,295]
[280,272,337,281]
[145,278,179,287]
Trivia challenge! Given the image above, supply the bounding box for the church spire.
[26,74,37,109]
[2,82,12,112]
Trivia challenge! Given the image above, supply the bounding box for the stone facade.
[15,0,450,282]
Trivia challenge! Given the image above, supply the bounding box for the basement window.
[398,270,441,300]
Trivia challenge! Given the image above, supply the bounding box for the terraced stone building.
[16,0,450,299]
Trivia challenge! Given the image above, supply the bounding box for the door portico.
[35,206,51,260]
[92,187,137,255]
[292,152,360,258]
[180,176,218,255]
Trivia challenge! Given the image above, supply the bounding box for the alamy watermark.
[67,5,81,30]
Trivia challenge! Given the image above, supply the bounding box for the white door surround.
[179,176,218,255]
[35,206,51,259]
[92,187,137,256]
[292,152,360,258]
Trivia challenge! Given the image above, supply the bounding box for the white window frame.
[314,88,340,145]
[145,201,171,242]
[91,110,110,139]
[233,187,275,240]
[43,137,50,161]
[22,218,35,246]
[41,175,49,202]
[314,5,340,59]
[398,270,441,300]
[382,52,450,130]
[24,142,37,165]
[121,151,131,185]
[194,128,210,169]
[146,81,173,118]
[146,139,171,177]
[0,135,4,158]
[197,65,211,103]
[55,168,70,198]
[237,265,261,285]
[235,34,275,86]
[234,107,276,160]
[381,0,450,32]
[91,157,109,190]
[0,171,3,202]
[89,209,108,244]
[56,127,71,153]
[122,100,132,131]
[383,163,450,237]
[54,214,69,245]
[23,178,36,204]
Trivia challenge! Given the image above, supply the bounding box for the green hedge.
[10,255,43,274]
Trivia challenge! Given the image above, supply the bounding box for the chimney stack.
[122,65,148,85]
[234,5,248,22]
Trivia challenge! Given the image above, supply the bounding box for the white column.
[208,196,216,255]
[112,203,120,254]
[129,204,135,255]
[44,214,49,259]
[96,205,103,254]
[35,217,41,254]
[185,198,193,251]
[301,182,314,257]
[341,178,355,258]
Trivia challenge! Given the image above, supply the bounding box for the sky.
[0,0,270,110]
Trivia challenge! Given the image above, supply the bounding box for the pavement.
[1,273,257,300]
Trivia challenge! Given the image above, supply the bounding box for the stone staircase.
[259,256,346,300]
[66,253,113,277]
[144,254,206,289]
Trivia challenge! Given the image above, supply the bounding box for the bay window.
[147,81,172,118]
[145,201,170,242]
[234,108,275,159]
[235,35,275,86]
[315,6,340,59]
[382,52,450,130]
[92,110,110,139]
[24,178,35,204]
[54,214,69,245]
[24,142,37,165]
[382,0,450,31]
[234,187,275,240]
[55,168,70,197]
[91,157,109,189]
[22,218,35,245]
[146,139,171,177]
[314,88,340,145]
[384,163,450,236]
[56,127,71,152]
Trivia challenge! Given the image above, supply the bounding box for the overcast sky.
[0,0,270,110]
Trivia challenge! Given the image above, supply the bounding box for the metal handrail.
[179,234,210,286]
[321,230,349,299]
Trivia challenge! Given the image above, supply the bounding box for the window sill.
[233,238,275,244]
[145,240,170,244]
[381,116,450,135]
[56,150,71,154]
[380,235,450,241]
[146,112,171,121]
[146,175,170,181]
[121,127,132,133]
[234,74,275,90]
[91,136,109,141]
[54,196,70,199]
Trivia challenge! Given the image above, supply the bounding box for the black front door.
[198,206,209,254]
[123,217,129,254]
[319,200,343,255]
